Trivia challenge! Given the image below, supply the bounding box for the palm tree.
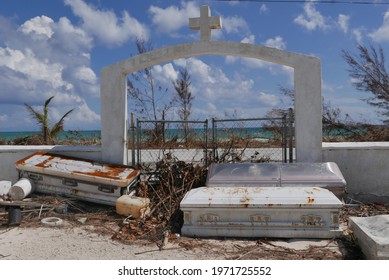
[25,96,74,144]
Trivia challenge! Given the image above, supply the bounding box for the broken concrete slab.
[349,215,389,259]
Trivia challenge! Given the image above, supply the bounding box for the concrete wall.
[0,146,102,184]
[323,142,389,203]
[2,143,389,203]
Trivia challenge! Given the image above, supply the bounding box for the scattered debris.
[77,217,88,224]
[41,217,63,227]
[1,157,389,259]
[115,195,150,219]
[8,178,33,201]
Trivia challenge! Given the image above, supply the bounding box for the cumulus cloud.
[148,1,198,34]
[19,15,54,38]
[171,57,282,119]
[0,15,100,131]
[294,2,329,31]
[222,16,249,34]
[265,36,286,50]
[226,35,289,72]
[338,14,350,33]
[64,0,149,46]
[369,10,389,42]
[152,63,179,87]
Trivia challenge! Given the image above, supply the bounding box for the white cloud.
[0,15,101,131]
[172,57,282,119]
[294,2,329,31]
[19,16,54,38]
[148,2,198,34]
[241,35,255,44]
[369,10,389,42]
[265,36,286,50]
[338,14,350,33]
[260,4,268,14]
[0,47,71,90]
[66,102,100,129]
[75,66,97,84]
[352,28,364,44]
[64,0,149,46]
[222,16,249,34]
[227,35,289,71]
[152,63,179,86]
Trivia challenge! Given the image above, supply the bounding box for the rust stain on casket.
[16,151,140,182]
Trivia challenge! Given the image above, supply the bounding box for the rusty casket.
[15,152,140,206]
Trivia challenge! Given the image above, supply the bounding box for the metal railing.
[130,110,294,167]
[211,115,288,163]
[132,119,208,167]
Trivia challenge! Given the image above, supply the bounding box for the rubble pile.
[113,159,207,242]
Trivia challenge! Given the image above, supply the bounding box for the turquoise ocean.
[0,130,101,141]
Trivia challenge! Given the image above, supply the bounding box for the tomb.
[181,162,345,238]
[349,215,389,259]
[181,186,343,238]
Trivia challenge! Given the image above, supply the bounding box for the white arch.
[100,41,322,164]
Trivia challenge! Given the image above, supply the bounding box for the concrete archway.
[100,40,322,164]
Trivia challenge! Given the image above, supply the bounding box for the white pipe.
[8,178,33,201]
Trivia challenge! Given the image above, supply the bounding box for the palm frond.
[24,103,45,126]
[51,109,74,138]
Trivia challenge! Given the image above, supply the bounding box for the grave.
[349,215,389,259]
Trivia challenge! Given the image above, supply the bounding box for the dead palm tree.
[25,96,74,144]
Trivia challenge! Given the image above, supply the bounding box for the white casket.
[180,186,343,239]
[206,162,346,197]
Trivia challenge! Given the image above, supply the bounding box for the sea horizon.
[0,130,101,141]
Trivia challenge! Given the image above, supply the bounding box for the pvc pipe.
[8,178,33,201]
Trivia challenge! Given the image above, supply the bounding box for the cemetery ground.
[2,190,388,260]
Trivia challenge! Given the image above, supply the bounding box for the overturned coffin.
[206,162,347,197]
[180,186,343,238]
[15,152,140,206]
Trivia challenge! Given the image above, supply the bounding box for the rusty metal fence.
[131,110,294,167]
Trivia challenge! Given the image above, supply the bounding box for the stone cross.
[189,6,222,41]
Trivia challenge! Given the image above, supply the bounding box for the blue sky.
[0,0,389,132]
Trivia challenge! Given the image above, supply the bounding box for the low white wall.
[0,145,102,184]
[323,142,389,203]
[2,143,388,203]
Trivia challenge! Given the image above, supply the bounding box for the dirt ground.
[2,196,384,260]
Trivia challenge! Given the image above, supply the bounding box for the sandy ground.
[0,220,348,260]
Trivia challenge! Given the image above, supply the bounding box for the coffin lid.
[206,162,346,187]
